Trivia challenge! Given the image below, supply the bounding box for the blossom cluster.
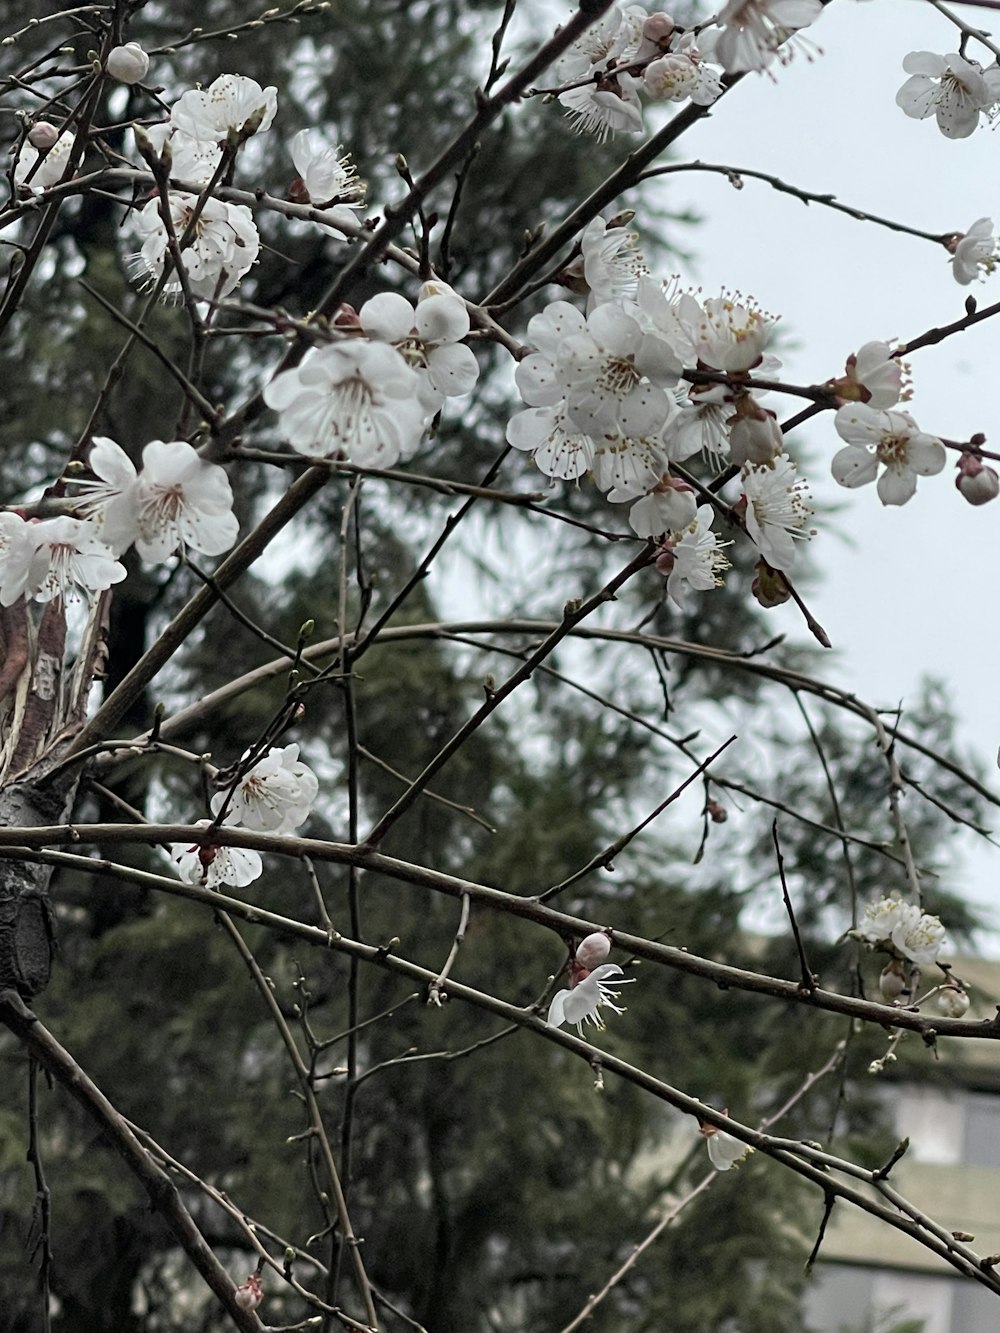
[507,222,817,603]
[0,437,239,606]
[552,1,824,143]
[263,279,481,467]
[173,744,319,889]
[854,895,947,967]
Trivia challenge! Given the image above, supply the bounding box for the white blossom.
[131,192,260,301]
[106,42,149,84]
[0,513,36,606]
[264,340,426,466]
[592,430,670,495]
[554,4,647,139]
[14,129,74,193]
[0,516,125,605]
[949,217,997,285]
[79,438,238,564]
[505,402,596,481]
[558,302,681,437]
[359,285,479,411]
[700,1121,753,1171]
[714,0,823,74]
[614,472,697,537]
[290,128,364,209]
[644,31,723,105]
[830,341,907,409]
[561,216,646,313]
[546,962,635,1035]
[173,822,263,889]
[741,457,814,571]
[211,744,318,833]
[690,291,776,373]
[658,504,731,607]
[138,122,223,189]
[832,404,945,506]
[662,393,732,465]
[856,896,947,966]
[896,52,1000,139]
[170,73,277,145]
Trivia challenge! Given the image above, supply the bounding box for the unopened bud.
[636,12,675,58]
[879,957,908,1003]
[106,41,150,84]
[706,799,727,824]
[27,121,59,150]
[751,559,790,609]
[575,931,611,970]
[955,451,999,506]
[936,983,970,1018]
[332,302,361,329]
[654,543,675,576]
[728,398,783,466]
[234,1272,264,1310]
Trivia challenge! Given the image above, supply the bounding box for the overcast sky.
[656,0,1000,940]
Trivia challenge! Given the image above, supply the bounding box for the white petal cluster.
[290,128,365,210]
[14,129,74,194]
[547,963,634,1035]
[131,192,260,301]
[553,6,725,138]
[173,821,263,889]
[657,504,731,607]
[507,297,681,495]
[561,216,647,314]
[614,471,697,538]
[75,436,239,564]
[714,0,823,74]
[211,744,318,834]
[264,339,427,466]
[644,31,723,105]
[857,896,947,966]
[832,405,946,506]
[0,513,126,606]
[741,456,814,571]
[949,217,997,285]
[829,341,907,410]
[171,73,278,145]
[359,283,480,412]
[896,51,1000,139]
[700,1120,753,1171]
[554,3,647,140]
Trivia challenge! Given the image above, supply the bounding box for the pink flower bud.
[955,451,999,505]
[106,42,150,85]
[706,799,727,824]
[636,12,676,58]
[575,931,611,971]
[654,542,675,576]
[234,1272,264,1310]
[27,121,60,150]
